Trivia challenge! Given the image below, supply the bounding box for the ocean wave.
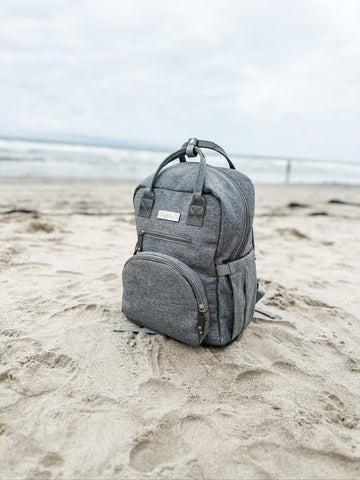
[0,138,359,183]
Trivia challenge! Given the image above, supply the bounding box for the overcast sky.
[0,0,359,161]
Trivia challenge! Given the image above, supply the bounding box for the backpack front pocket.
[122,252,209,346]
[134,229,191,253]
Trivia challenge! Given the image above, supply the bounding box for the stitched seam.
[214,196,224,345]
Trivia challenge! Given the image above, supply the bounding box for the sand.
[0,178,360,479]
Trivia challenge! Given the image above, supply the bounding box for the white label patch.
[157,210,180,222]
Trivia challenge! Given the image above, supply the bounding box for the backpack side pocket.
[216,250,257,344]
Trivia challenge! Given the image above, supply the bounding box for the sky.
[0,0,359,161]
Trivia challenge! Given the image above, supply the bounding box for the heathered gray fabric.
[228,250,257,339]
[133,188,221,343]
[122,252,209,346]
[122,148,258,346]
[134,163,255,263]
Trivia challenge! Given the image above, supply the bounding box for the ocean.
[0,138,359,184]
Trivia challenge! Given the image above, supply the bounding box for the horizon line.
[0,133,358,166]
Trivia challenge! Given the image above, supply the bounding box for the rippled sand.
[1,178,359,479]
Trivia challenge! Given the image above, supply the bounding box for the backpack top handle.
[138,146,207,226]
[138,139,236,226]
[181,138,236,170]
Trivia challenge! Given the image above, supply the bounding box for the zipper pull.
[134,229,145,254]
[197,304,206,336]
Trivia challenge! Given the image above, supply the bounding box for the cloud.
[0,0,359,160]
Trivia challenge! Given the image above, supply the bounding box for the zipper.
[126,252,206,336]
[134,229,145,254]
[134,229,191,254]
[197,304,206,336]
[213,168,251,259]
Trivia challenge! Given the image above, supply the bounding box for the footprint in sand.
[2,341,77,397]
[318,391,359,428]
[234,367,277,394]
[1,328,22,338]
[179,414,215,446]
[265,284,333,311]
[23,350,76,388]
[347,356,360,373]
[265,285,296,309]
[129,414,189,472]
[138,378,178,398]
[137,378,187,414]
[129,412,216,473]
[272,360,307,379]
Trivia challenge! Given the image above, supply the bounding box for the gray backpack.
[119,139,273,347]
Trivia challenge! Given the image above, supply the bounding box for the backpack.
[119,138,273,347]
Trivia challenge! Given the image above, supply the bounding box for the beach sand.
[1,178,359,479]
